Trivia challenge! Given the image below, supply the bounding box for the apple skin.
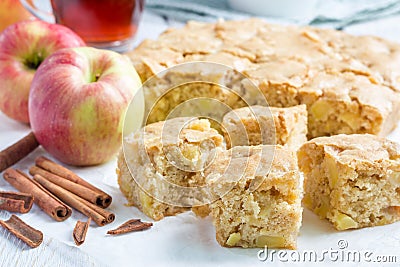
[0,20,85,123]
[29,47,142,166]
[0,0,34,32]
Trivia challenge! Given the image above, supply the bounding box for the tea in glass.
[50,0,144,51]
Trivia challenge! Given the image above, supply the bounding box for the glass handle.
[20,0,55,23]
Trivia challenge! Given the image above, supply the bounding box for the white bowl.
[228,0,318,20]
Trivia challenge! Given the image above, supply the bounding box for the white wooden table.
[1,9,400,267]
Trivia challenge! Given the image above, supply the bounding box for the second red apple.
[29,47,142,166]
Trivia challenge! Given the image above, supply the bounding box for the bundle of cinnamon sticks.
[1,153,153,248]
[3,156,114,226]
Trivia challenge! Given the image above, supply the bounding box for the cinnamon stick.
[0,215,43,248]
[33,174,110,226]
[107,219,153,235]
[35,156,112,208]
[74,194,115,223]
[3,169,72,222]
[73,218,91,246]
[0,191,33,213]
[0,132,39,173]
[29,166,104,208]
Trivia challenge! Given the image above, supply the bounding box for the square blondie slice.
[118,117,225,221]
[206,145,302,249]
[222,105,307,150]
[298,134,400,230]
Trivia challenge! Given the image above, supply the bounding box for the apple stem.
[24,52,45,70]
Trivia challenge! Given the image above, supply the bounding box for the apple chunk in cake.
[207,145,302,249]
[298,134,400,230]
[222,105,307,150]
[118,117,225,221]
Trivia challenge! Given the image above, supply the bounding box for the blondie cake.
[222,105,307,150]
[206,145,302,249]
[118,117,225,221]
[126,19,400,138]
[298,134,400,230]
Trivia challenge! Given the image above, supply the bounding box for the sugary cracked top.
[303,134,400,166]
[127,18,400,96]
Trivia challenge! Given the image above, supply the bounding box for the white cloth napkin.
[146,0,400,28]
[0,210,104,266]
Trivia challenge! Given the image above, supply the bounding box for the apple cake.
[126,19,400,138]
[206,145,302,249]
[118,117,225,221]
[298,134,400,230]
[222,104,307,150]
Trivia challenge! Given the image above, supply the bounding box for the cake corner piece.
[117,117,225,221]
[298,134,400,230]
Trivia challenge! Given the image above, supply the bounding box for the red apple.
[0,0,34,32]
[29,47,142,166]
[0,20,85,123]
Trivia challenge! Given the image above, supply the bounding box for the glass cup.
[20,0,145,52]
